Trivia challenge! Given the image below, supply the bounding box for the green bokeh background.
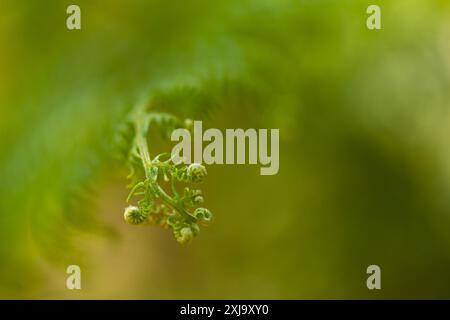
[1,0,450,299]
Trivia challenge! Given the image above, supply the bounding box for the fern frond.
[118,105,214,244]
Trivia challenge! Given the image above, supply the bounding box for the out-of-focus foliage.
[1,0,450,298]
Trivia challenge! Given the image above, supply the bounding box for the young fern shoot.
[116,105,213,244]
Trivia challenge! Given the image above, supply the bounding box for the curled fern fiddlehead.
[116,103,213,244]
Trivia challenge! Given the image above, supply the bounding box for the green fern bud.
[124,205,146,224]
[183,188,204,206]
[192,191,204,205]
[176,227,194,244]
[187,163,207,182]
[194,207,213,224]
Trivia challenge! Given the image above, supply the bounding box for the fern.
[116,102,213,244]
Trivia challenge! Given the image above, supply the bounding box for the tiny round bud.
[177,227,194,244]
[124,206,146,224]
[191,189,204,205]
[187,163,207,182]
[194,207,213,224]
[193,194,204,205]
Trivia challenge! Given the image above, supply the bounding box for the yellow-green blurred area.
[1,0,450,299]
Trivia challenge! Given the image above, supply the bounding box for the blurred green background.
[1,0,450,299]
